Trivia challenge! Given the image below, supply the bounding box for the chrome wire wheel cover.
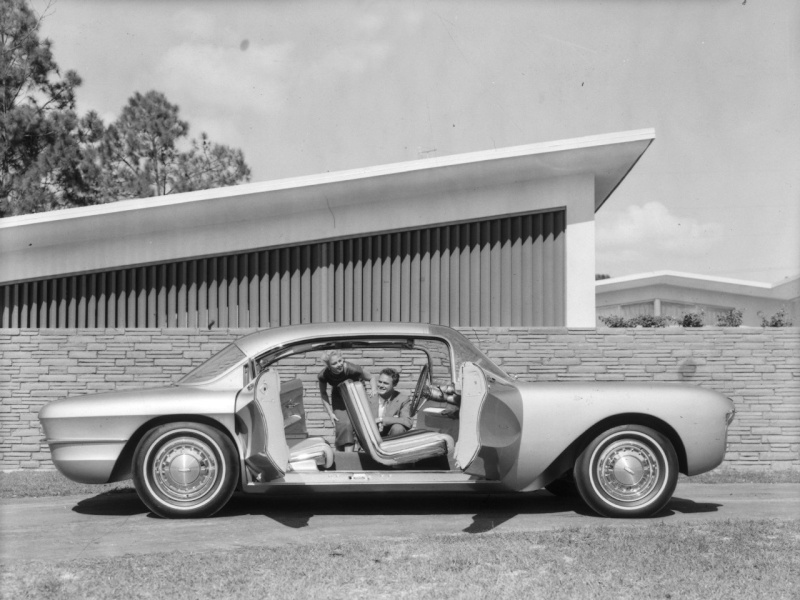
[594,438,661,503]
[150,435,220,504]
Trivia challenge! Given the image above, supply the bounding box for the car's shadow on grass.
[659,496,722,516]
[72,490,722,532]
[73,489,584,528]
[73,488,147,516]
[221,491,590,532]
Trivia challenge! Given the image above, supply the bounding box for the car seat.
[339,380,453,466]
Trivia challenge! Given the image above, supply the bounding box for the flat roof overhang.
[0,129,654,284]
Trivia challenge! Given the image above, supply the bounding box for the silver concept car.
[39,323,735,519]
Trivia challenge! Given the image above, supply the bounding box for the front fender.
[511,382,733,491]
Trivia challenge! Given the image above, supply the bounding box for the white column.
[565,219,596,327]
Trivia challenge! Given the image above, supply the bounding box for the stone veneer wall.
[1,327,797,471]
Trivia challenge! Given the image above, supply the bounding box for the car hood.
[512,379,730,401]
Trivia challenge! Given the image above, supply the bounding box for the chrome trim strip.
[46,438,128,446]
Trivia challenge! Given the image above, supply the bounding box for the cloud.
[312,41,391,77]
[596,201,724,266]
[302,13,395,78]
[152,8,403,134]
[156,41,294,116]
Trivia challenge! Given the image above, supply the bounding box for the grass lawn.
[2,519,798,600]
[2,466,798,499]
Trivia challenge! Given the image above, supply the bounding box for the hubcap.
[151,436,219,504]
[595,439,660,503]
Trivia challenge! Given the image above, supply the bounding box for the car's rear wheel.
[133,422,238,519]
[574,425,678,518]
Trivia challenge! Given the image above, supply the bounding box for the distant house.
[596,271,800,327]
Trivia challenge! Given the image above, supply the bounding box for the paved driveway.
[1,483,798,563]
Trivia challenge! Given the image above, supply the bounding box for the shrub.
[680,312,704,327]
[598,314,675,328]
[629,314,675,328]
[759,307,793,327]
[598,314,628,328]
[717,309,743,327]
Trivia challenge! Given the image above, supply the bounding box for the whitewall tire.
[133,422,238,519]
[574,425,678,518]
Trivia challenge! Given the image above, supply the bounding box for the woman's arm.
[318,379,338,422]
[359,367,378,397]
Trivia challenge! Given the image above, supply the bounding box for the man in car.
[372,367,413,438]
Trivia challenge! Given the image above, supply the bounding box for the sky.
[33,0,800,283]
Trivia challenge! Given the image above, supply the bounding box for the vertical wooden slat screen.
[0,210,566,328]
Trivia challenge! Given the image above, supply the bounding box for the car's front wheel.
[133,422,239,519]
[574,425,678,518]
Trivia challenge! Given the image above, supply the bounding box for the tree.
[95,91,250,200]
[0,0,96,216]
[174,133,250,194]
[1,3,251,216]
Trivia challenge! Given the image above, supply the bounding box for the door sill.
[242,470,504,493]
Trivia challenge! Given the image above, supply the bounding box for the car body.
[39,322,735,518]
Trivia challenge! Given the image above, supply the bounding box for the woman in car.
[318,350,377,452]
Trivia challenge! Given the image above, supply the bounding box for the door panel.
[235,370,289,479]
[455,362,523,481]
[454,362,487,470]
[280,378,307,441]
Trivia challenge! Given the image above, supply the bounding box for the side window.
[413,339,454,386]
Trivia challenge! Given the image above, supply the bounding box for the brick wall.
[1,327,797,471]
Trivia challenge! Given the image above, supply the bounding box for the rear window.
[179,344,247,385]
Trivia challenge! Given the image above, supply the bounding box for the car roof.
[233,322,457,357]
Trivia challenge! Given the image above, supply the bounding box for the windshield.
[449,331,513,382]
[179,344,247,385]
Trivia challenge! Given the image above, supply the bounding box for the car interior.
[235,336,468,482]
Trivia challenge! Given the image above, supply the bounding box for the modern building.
[0,130,655,330]
[596,271,800,327]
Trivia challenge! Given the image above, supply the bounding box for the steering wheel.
[408,364,430,416]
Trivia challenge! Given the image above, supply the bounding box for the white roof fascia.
[0,129,654,285]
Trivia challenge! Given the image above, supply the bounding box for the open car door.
[455,362,523,483]
[235,369,289,480]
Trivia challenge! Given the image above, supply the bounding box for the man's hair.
[380,367,400,386]
[320,349,343,366]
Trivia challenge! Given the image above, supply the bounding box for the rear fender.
[108,413,240,483]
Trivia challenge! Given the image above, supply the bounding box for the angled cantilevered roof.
[0,129,654,284]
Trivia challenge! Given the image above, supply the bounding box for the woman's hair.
[380,367,400,386]
[320,349,343,366]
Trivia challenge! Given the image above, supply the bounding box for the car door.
[455,362,523,483]
[234,369,289,480]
